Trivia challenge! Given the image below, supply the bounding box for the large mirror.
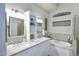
[7,16,25,45]
[8,17,24,37]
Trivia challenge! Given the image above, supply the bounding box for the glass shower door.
[73,16,79,56]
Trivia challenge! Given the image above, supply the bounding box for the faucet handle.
[68,36,72,44]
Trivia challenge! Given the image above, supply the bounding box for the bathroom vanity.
[7,37,50,56]
[7,38,73,56]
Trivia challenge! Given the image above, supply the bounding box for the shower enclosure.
[73,15,79,56]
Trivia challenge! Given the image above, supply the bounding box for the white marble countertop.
[50,40,72,50]
[7,37,50,56]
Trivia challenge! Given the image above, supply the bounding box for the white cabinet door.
[49,44,59,56]
[12,44,42,56]
[13,40,50,56]
[39,40,50,56]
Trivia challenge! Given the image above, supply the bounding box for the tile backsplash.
[50,33,72,42]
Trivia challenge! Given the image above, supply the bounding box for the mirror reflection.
[8,17,24,37]
[7,16,25,45]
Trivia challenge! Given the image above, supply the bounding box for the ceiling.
[6,3,59,13]
[6,3,31,12]
[35,3,59,13]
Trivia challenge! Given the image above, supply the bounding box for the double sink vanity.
[7,37,50,56]
[7,37,72,56]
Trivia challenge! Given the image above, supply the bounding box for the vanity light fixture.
[11,9,24,14]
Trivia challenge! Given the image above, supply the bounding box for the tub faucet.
[68,36,72,44]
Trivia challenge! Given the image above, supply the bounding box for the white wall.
[48,3,79,34]
[29,4,48,32]
[48,3,79,55]
[6,3,48,20]
[0,4,6,56]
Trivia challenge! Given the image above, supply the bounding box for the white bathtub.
[50,40,72,56]
[51,40,72,48]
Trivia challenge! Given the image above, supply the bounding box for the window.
[53,20,71,26]
[53,12,71,17]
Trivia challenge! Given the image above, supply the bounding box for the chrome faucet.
[68,36,72,44]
